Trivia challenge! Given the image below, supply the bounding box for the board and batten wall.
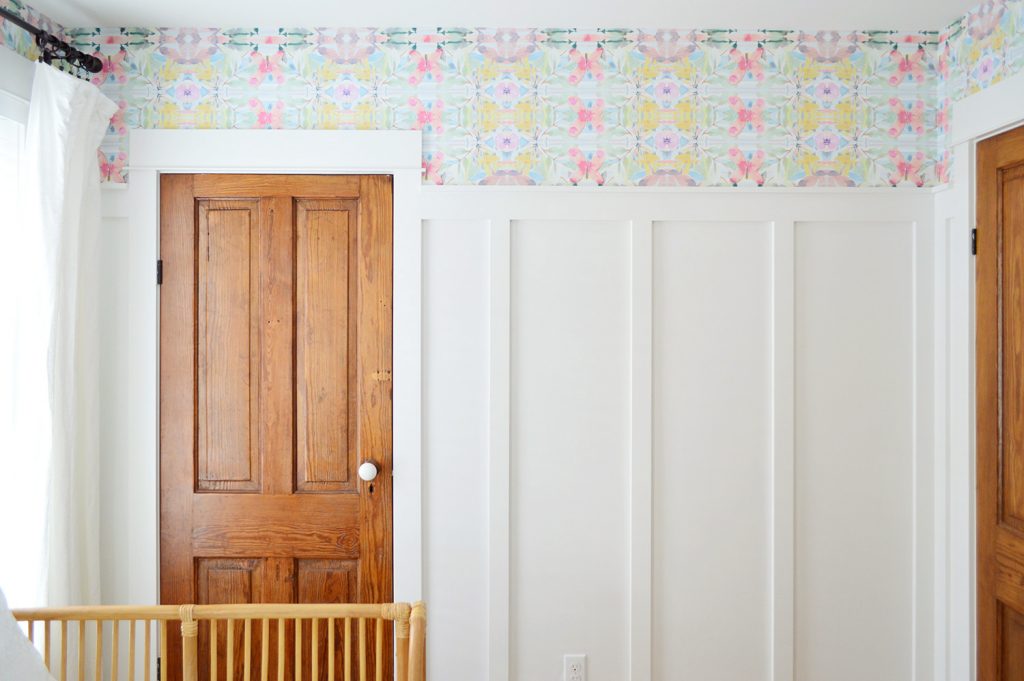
[97,185,936,681]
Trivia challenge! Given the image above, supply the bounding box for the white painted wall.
[794,221,915,681]
[98,185,937,681]
[422,219,490,681]
[510,220,631,681]
[652,221,772,681]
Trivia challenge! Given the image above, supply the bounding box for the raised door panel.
[296,200,358,493]
[1002,168,1024,534]
[1002,604,1024,681]
[196,200,260,492]
[197,558,266,681]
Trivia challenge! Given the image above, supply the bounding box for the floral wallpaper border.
[2,0,1023,187]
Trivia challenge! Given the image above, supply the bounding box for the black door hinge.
[157,259,163,285]
[972,228,977,256]
[156,657,161,681]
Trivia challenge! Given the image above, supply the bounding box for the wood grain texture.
[296,200,358,492]
[191,495,361,557]
[193,175,361,198]
[1002,604,1024,681]
[160,174,394,681]
[978,124,1024,681]
[197,200,260,492]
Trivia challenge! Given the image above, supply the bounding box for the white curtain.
[0,63,116,607]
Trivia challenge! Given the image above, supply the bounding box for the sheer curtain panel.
[23,63,116,607]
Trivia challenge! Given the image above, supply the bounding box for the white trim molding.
[951,69,1024,147]
[123,128,424,605]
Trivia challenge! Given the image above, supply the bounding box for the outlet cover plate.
[564,654,586,681]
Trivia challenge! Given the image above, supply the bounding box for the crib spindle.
[359,618,366,681]
[395,606,409,681]
[295,618,302,681]
[95,620,103,681]
[144,620,151,681]
[210,619,218,681]
[376,619,383,681]
[277,618,285,681]
[79,620,86,681]
[311,618,318,679]
[328,618,335,681]
[344,618,352,681]
[227,619,235,680]
[244,618,252,681]
[408,603,426,681]
[260,618,269,681]
[44,618,51,670]
[59,619,67,681]
[159,620,168,681]
[112,619,120,681]
[129,619,136,681]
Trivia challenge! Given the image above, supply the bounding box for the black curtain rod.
[0,6,102,74]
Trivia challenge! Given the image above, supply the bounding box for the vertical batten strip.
[628,219,654,681]
[771,219,797,681]
[27,620,34,643]
[488,217,512,681]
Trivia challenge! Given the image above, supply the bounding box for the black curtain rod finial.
[0,5,103,75]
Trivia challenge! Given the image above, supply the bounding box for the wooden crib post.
[393,604,411,681]
[179,605,198,681]
[408,602,426,681]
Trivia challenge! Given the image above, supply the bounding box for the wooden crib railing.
[12,602,426,681]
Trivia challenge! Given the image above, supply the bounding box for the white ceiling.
[33,0,971,32]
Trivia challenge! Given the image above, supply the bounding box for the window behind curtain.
[0,112,51,608]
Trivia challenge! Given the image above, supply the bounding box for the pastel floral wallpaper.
[1,0,1023,187]
[68,27,943,187]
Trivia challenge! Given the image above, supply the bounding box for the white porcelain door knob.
[358,461,379,482]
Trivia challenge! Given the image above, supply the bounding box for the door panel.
[295,199,358,493]
[160,174,393,681]
[978,125,1024,681]
[196,199,260,492]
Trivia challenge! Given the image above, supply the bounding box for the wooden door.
[159,174,393,680]
[979,125,1024,681]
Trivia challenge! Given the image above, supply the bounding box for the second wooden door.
[978,125,1024,680]
[159,174,393,680]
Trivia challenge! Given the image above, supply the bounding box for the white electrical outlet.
[564,654,586,681]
